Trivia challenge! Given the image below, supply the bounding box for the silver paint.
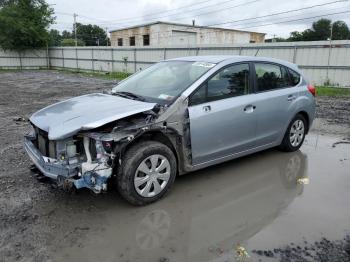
[29,93,156,140]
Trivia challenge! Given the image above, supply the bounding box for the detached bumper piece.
[24,135,112,194]
[24,135,78,180]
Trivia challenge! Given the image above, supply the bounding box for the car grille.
[35,127,56,158]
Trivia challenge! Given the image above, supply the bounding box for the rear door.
[252,62,300,146]
[188,63,257,165]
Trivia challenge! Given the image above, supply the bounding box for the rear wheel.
[117,141,177,205]
[279,114,307,152]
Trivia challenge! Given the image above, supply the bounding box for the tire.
[116,141,177,206]
[279,114,307,152]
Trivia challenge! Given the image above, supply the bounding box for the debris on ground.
[13,117,27,122]
[252,235,350,261]
[332,140,350,148]
[235,245,250,261]
[297,177,310,185]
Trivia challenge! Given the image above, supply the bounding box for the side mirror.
[102,89,111,94]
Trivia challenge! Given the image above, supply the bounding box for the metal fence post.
[326,40,332,83]
[19,51,22,70]
[61,48,65,68]
[134,48,137,73]
[293,45,297,63]
[46,45,50,69]
[111,48,114,72]
[75,48,78,70]
[92,48,95,72]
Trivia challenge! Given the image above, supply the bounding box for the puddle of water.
[49,133,350,262]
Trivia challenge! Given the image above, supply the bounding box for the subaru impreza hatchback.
[24,56,315,205]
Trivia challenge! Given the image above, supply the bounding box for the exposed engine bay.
[24,96,192,193]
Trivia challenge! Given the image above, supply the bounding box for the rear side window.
[189,63,251,105]
[288,68,301,86]
[255,63,290,92]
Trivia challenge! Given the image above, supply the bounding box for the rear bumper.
[24,135,77,180]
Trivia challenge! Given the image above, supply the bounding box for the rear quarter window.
[255,63,290,92]
[288,68,301,86]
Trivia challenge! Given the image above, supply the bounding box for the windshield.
[112,61,216,103]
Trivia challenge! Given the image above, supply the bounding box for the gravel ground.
[0,70,349,262]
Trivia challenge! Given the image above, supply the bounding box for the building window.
[118,38,123,46]
[129,36,135,46]
[143,34,150,46]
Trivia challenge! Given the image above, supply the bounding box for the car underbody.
[24,95,192,193]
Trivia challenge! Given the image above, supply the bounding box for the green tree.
[311,18,331,40]
[61,38,85,46]
[332,21,350,40]
[49,29,61,46]
[289,31,304,41]
[288,18,350,41]
[62,30,72,39]
[76,23,108,46]
[0,0,54,50]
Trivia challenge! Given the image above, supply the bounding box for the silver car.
[24,56,316,205]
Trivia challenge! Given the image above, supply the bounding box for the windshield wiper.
[113,91,146,101]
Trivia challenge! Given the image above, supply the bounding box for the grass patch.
[57,69,131,81]
[316,86,350,97]
[0,69,19,73]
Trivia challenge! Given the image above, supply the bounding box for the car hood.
[30,93,157,140]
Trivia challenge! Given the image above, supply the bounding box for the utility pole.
[105,27,109,46]
[73,13,78,47]
[326,23,333,83]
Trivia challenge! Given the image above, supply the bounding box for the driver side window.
[190,63,251,105]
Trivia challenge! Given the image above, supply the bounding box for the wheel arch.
[296,111,310,133]
[120,130,180,171]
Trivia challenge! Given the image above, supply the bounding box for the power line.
[54,0,262,28]
[205,0,349,27]
[236,9,350,29]
[95,0,242,24]
[54,0,217,24]
[98,0,263,27]
[53,8,350,40]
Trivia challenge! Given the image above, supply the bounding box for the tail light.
[307,84,316,96]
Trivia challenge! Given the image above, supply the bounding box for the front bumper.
[24,135,78,180]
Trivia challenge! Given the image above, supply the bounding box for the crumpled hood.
[30,93,156,140]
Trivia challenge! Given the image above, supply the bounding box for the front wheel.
[116,141,177,205]
[279,114,307,152]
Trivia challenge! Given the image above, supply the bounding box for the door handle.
[203,105,211,112]
[243,105,256,113]
[287,95,296,101]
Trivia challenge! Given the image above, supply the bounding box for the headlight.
[66,141,77,158]
[27,124,36,136]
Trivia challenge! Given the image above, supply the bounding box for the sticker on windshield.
[192,62,216,68]
[158,94,174,100]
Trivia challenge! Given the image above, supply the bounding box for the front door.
[188,63,257,165]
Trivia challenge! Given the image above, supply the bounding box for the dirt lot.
[0,70,349,262]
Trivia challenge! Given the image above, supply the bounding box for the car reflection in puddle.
[54,150,307,262]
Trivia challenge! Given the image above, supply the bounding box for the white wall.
[1,40,350,87]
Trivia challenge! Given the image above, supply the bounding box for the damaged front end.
[24,111,159,193]
[24,129,114,193]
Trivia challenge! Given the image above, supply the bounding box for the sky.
[47,0,350,39]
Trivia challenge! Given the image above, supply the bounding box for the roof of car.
[167,55,298,70]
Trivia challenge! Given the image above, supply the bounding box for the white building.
[110,21,265,47]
